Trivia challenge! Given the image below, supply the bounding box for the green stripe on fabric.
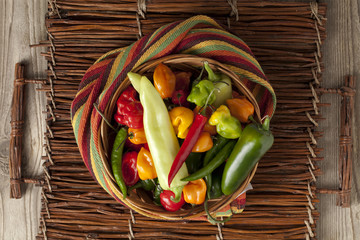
[98,46,132,102]
[90,130,107,189]
[182,41,261,69]
[143,19,216,62]
[189,28,247,46]
[73,105,85,144]
[145,25,168,49]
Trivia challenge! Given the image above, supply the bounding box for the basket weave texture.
[70,15,276,220]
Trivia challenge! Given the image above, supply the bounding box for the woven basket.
[98,54,261,220]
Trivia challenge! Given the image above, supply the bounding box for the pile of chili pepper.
[110,61,274,216]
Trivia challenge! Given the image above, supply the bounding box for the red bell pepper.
[168,114,207,186]
[160,190,185,212]
[114,86,143,129]
[122,151,140,186]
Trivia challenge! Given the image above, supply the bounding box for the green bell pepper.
[209,105,242,139]
[221,116,274,195]
[128,72,188,201]
[187,80,216,107]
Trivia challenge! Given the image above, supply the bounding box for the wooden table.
[0,0,359,239]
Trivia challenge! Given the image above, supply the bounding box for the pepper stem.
[204,198,233,224]
[192,64,205,87]
[93,103,118,133]
[169,186,184,203]
[204,61,221,81]
[201,86,218,116]
[262,116,270,131]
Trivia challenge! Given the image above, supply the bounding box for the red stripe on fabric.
[77,59,115,176]
[175,32,252,55]
[146,22,180,47]
[198,52,267,80]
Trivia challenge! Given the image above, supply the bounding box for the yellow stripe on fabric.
[103,50,125,90]
[90,139,103,190]
[182,40,261,69]
[95,47,126,64]
[74,78,96,99]
[71,105,85,140]
[133,15,223,69]
[189,28,248,47]
[145,25,166,49]
[227,65,274,93]
[106,172,125,201]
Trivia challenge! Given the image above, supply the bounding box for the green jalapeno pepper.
[209,163,224,199]
[221,116,274,195]
[203,135,229,198]
[181,140,236,182]
[111,128,128,198]
[185,152,203,174]
[203,136,229,166]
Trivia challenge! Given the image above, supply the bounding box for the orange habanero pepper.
[153,63,176,99]
[137,147,157,180]
[128,128,147,144]
[192,132,213,152]
[182,178,207,205]
[193,106,217,135]
[226,96,254,123]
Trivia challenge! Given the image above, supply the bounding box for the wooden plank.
[316,0,360,239]
[0,0,47,239]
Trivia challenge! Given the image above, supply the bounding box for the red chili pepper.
[171,89,189,107]
[114,86,143,129]
[168,114,208,186]
[122,151,140,186]
[160,190,185,212]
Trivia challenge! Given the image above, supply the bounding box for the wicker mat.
[36,1,326,239]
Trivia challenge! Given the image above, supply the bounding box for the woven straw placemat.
[36,1,326,239]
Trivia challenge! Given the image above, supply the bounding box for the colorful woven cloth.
[71,15,276,218]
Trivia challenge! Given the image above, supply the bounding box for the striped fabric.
[71,15,276,210]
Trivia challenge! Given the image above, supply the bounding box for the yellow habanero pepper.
[128,128,147,144]
[226,96,254,123]
[169,107,194,139]
[137,147,157,180]
[182,178,207,205]
[192,132,213,152]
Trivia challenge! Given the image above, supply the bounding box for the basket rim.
[98,54,261,220]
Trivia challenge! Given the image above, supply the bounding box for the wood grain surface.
[0,0,47,239]
[0,0,359,239]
